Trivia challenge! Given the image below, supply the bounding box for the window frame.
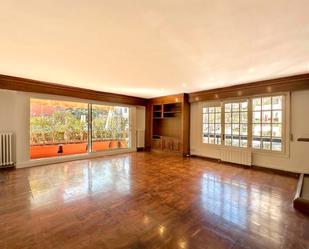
[201,101,222,146]
[250,92,289,156]
[200,92,289,156]
[222,98,250,148]
[29,96,133,160]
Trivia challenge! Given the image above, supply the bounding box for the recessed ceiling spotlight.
[249,68,255,73]
[210,77,215,81]
[182,83,187,87]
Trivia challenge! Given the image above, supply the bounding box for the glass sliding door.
[92,105,130,151]
[30,99,88,159]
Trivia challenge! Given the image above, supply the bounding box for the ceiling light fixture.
[249,68,255,73]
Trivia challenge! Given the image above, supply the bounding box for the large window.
[30,99,131,159]
[30,99,88,159]
[201,95,285,152]
[252,96,283,151]
[202,105,221,144]
[224,101,248,148]
[92,105,130,151]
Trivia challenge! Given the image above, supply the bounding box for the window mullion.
[88,103,92,153]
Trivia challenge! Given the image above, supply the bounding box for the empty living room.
[0,1,309,249]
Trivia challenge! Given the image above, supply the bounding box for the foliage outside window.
[92,105,130,152]
[30,98,130,159]
[202,105,221,144]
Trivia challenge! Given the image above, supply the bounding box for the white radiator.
[0,133,14,167]
[220,147,252,166]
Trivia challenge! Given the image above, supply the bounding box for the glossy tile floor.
[0,152,308,249]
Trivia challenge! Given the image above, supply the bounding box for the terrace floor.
[0,152,308,249]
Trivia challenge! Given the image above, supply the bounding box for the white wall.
[0,89,145,168]
[190,90,309,173]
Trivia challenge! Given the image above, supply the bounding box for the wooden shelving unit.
[146,93,190,156]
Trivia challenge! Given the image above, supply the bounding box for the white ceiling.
[1,0,309,98]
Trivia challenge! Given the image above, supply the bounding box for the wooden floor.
[0,152,308,249]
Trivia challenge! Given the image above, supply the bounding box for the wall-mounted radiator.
[0,133,14,167]
[220,147,252,166]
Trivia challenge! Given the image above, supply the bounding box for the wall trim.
[0,74,147,106]
[189,73,309,103]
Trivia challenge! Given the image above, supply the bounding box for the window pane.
[272,111,282,123]
[262,97,271,110]
[232,103,239,111]
[232,137,240,147]
[262,124,271,137]
[272,96,282,110]
[209,113,215,123]
[30,99,88,159]
[252,111,261,123]
[209,136,215,144]
[272,138,282,151]
[253,137,261,149]
[203,104,221,144]
[215,124,221,134]
[225,137,232,146]
[253,124,261,136]
[225,103,231,112]
[225,124,231,134]
[215,113,221,123]
[225,113,231,123]
[216,137,221,145]
[232,124,240,134]
[240,112,247,123]
[203,136,209,143]
[272,124,282,137]
[203,107,208,114]
[253,98,261,111]
[262,138,271,150]
[240,102,248,111]
[240,124,248,135]
[203,124,209,133]
[262,111,271,123]
[209,124,215,134]
[92,105,130,151]
[240,137,248,148]
[215,106,221,112]
[232,112,239,123]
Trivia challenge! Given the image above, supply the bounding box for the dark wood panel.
[189,73,309,102]
[149,93,185,104]
[0,74,147,106]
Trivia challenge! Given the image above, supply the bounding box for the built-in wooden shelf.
[147,94,190,156]
[297,138,309,142]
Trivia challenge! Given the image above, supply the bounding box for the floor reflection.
[30,157,131,207]
[201,173,248,228]
[201,172,285,245]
